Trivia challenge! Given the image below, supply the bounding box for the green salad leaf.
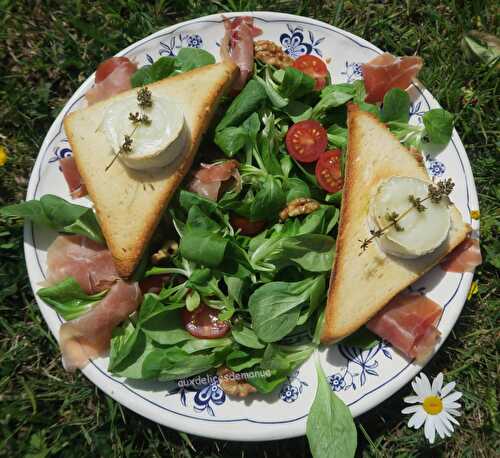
[306,360,357,458]
[37,277,107,320]
[0,194,104,243]
[216,80,267,131]
[422,108,454,144]
[381,88,410,123]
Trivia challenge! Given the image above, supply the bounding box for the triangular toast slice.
[321,107,471,343]
[64,61,238,277]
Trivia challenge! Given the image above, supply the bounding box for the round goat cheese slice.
[101,94,187,170]
[370,176,451,258]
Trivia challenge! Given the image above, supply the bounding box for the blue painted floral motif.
[409,101,426,124]
[159,32,204,57]
[280,24,325,58]
[48,139,72,170]
[425,154,446,177]
[341,61,363,83]
[280,370,309,403]
[175,377,226,417]
[329,341,392,392]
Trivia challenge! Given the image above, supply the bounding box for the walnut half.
[217,366,257,398]
[254,40,294,68]
[279,197,321,221]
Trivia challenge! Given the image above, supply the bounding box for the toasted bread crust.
[320,108,470,344]
[64,61,238,277]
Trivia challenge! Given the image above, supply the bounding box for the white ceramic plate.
[24,11,479,441]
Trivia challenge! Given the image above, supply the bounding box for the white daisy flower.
[402,372,462,444]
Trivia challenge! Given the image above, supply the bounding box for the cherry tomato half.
[285,120,328,163]
[315,150,343,193]
[230,214,266,236]
[95,57,136,83]
[292,55,329,91]
[182,304,230,339]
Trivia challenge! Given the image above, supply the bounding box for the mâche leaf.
[422,108,454,145]
[0,194,104,243]
[131,56,176,87]
[381,88,410,123]
[216,80,267,131]
[179,228,228,267]
[37,277,107,320]
[249,277,321,342]
[279,66,315,99]
[174,48,215,72]
[306,360,357,458]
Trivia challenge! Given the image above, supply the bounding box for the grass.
[0,0,498,456]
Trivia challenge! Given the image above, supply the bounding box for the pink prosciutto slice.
[440,238,482,273]
[367,293,442,360]
[47,235,119,294]
[60,280,142,371]
[220,16,262,92]
[188,160,240,201]
[85,59,137,105]
[362,53,423,103]
[60,156,87,199]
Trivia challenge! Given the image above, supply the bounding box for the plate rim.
[23,10,479,441]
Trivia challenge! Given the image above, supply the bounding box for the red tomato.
[95,57,136,83]
[315,150,343,193]
[292,55,329,90]
[182,304,230,339]
[286,120,328,163]
[230,214,266,236]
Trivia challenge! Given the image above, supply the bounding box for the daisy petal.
[440,413,455,433]
[404,395,422,404]
[424,416,436,444]
[420,372,432,394]
[443,391,463,403]
[440,381,456,397]
[412,377,425,398]
[447,408,462,417]
[445,411,460,426]
[434,416,446,439]
[402,405,420,414]
[408,407,427,429]
[432,373,444,394]
[443,401,461,410]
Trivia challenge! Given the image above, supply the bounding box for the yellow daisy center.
[0,146,7,167]
[423,395,443,415]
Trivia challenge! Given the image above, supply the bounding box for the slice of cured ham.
[220,16,261,92]
[367,293,442,360]
[362,53,423,103]
[47,235,119,294]
[60,156,87,198]
[440,238,482,273]
[188,160,240,201]
[60,280,142,371]
[85,62,137,105]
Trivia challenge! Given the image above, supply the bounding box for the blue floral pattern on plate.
[280,24,325,58]
[177,378,226,417]
[146,32,204,64]
[426,154,446,177]
[328,341,392,391]
[280,370,309,403]
[48,139,72,164]
[341,61,363,82]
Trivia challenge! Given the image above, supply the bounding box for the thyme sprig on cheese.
[359,178,455,253]
[105,87,153,172]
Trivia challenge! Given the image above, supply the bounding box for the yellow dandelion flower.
[470,210,480,220]
[467,280,479,300]
[0,145,7,167]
